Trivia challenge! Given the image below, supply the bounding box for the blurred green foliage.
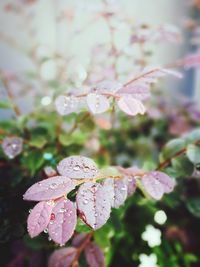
[0,98,200,267]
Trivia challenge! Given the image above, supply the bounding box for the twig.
[74,171,145,187]
[157,140,200,170]
[124,68,160,87]
[68,112,90,135]
[71,233,93,267]
[0,71,21,116]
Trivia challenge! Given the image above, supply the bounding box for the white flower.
[139,253,158,267]
[154,210,167,225]
[141,225,161,247]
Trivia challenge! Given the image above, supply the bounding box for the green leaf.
[23,234,47,250]
[161,138,186,161]
[59,131,87,146]
[0,120,16,132]
[186,144,200,164]
[185,128,200,144]
[100,166,120,177]
[78,113,95,132]
[75,218,92,233]
[25,71,37,80]
[29,135,47,148]
[94,224,114,266]
[184,253,198,265]
[23,150,45,176]
[171,155,194,177]
[94,224,114,249]
[0,100,13,109]
[186,198,200,218]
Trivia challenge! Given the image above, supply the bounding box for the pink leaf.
[141,171,175,200]
[149,171,175,193]
[101,178,115,206]
[55,95,78,115]
[102,178,128,208]
[48,247,77,267]
[86,93,110,114]
[76,182,111,230]
[72,233,86,247]
[57,156,99,179]
[152,24,182,43]
[48,198,77,246]
[117,166,144,196]
[27,201,53,238]
[84,242,104,267]
[117,166,144,177]
[92,80,122,93]
[126,176,137,196]
[160,68,183,79]
[44,166,57,177]
[2,136,23,159]
[128,67,182,86]
[112,178,128,208]
[23,176,75,201]
[117,84,150,100]
[118,96,146,116]
[183,53,200,68]
[141,175,164,200]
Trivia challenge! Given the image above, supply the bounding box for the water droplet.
[29,209,32,213]
[59,208,66,213]
[12,144,17,149]
[67,211,72,216]
[83,199,88,204]
[73,165,80,171]
[48,236,52,241]
[121,186,127,191]
[44,228,48,234]
[91,185,97,193]
[50,183,57,189]
[83,166,90,172]
[47,200,55,206]
[95,95,100,109]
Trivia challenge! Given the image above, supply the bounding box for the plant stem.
[0,72,21,116]
[68,112,90,135]
[157,140,200,170]
[71,233,93,267]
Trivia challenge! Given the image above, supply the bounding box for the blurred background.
[0,0,199,118]
[1,1,200,267]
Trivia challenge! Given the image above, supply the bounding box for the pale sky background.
[0,0,199,115]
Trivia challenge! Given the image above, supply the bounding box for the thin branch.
[0,71,21,116]
[74,171,145,187]
[68,112,90,135]
[71,233,93,267]
[124,68,160,87]
[157,140,200,170]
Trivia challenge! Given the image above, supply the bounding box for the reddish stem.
[0,72,21,116]
[157,140,200,170]
[71,233,93,267]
